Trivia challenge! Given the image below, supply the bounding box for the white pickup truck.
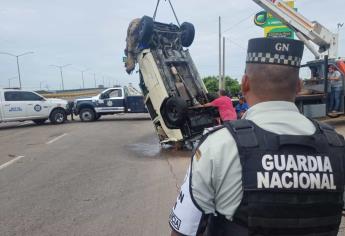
[0,88,69,125]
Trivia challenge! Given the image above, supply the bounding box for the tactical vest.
[207,119,345,236]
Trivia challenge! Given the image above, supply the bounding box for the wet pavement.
[0,114,191,236]
[0,114,345,235]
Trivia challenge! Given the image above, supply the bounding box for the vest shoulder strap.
[224,120,259,148]
[311,120,345,147]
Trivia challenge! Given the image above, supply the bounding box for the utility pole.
[75,68,90,89]
[0,51,34,89]
[219,16,223,90]
[94,73,97,88]
[50,64,71,91]
[82,71,85,89]
[222,37,226,90]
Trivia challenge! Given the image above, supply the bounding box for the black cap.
[246,37,304,68]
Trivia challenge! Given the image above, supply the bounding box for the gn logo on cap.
[275,43,290,52]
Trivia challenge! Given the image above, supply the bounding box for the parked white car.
[0,88,69,125]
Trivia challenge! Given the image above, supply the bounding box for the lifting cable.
[152,0,181,27]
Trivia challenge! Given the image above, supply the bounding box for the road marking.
[0,156,25,170]
[46,133,68,145]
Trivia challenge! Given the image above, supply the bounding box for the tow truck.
[253,0,345,118]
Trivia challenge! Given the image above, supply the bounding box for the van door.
[2,91,27,120]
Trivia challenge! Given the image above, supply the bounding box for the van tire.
[164,97,187,126]
[180,22,195,47]
[139,16,154,46]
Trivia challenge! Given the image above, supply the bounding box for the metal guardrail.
[37,88,104,99]
[41,91,100,99]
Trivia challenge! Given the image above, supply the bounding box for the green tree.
[224,76,241,96]
[202,76,241,96]
[203,76,218,94]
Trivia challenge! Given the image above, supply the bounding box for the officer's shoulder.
[202,120,253,138]
[202,125,225,136]
[193,124,238,163]
[199,124,236,147]
[313,120,345,146]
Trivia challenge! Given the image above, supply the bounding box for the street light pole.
[50,64,71,91]
[78,69,90,89]
[94,73,97,88]
[7,76,17,88]
[82,71,85,88]
[60,69,64,90]
[39,81,46,90]
[0,51,34,89]
[219,16,223,90]
[16,57,21,88]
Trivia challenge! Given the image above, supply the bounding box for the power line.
[222,37,247,51]
[222,11,257,34]
[229,39,246,51]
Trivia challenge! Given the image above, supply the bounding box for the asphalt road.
[0,114,345,236]
[0,114,190,236]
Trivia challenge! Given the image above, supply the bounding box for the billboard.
[254,0,295,39]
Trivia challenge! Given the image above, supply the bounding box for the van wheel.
[164,97,188,126]
[50,109,67,124]
[180,22,195,47]
[33,119,47,125]
[139,16,154,46]
[79,108,95,122]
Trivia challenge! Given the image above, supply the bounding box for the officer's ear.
[241,74,250,94]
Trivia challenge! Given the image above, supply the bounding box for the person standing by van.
[201,89,237,122]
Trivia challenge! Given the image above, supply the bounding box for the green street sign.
[254,1,297,39]
[267,27,294,39]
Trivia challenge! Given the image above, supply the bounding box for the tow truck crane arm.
[252,0,339,59]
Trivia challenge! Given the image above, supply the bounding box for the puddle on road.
[128,142,162,157]
[127,136,191,159]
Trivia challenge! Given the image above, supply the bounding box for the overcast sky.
[0,0,344,90]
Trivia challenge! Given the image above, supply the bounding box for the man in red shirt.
[202,89,237,122]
